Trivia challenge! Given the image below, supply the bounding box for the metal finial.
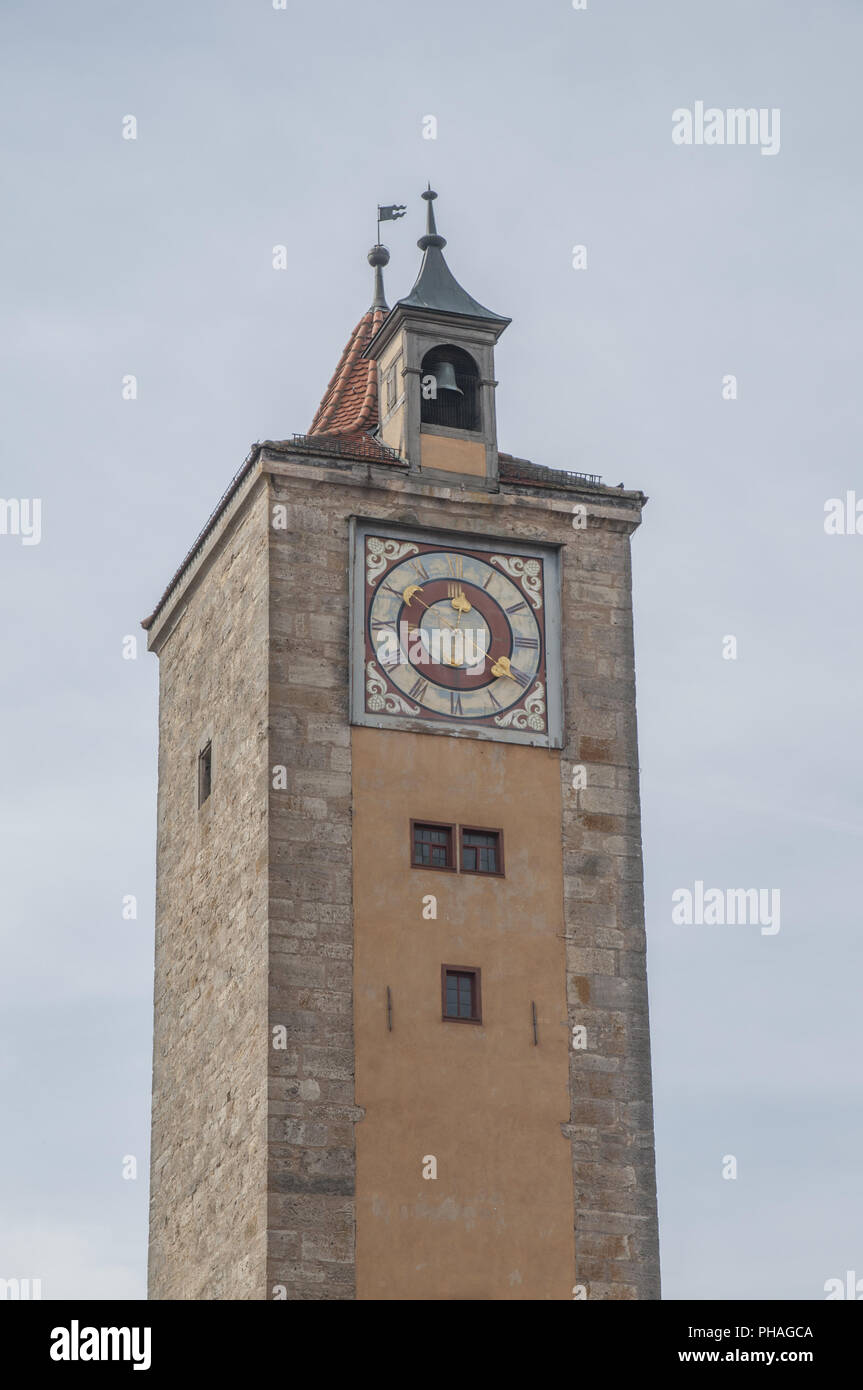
[367,243,390,311]
[418,187,446,252]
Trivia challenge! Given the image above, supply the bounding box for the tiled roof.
[309,305,388,441]
[498,454,604,489]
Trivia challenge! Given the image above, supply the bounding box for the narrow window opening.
[385,354,401,413]
[198,741,212,807]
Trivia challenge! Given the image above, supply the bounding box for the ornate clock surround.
[349,518,563,747]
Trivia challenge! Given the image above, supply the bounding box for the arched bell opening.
[420,345,481,432]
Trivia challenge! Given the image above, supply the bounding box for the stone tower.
[144,190,660,1301]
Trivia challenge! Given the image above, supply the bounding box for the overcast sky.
[2,0,861,1300]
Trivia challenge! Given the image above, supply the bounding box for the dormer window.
[420,346,480,433]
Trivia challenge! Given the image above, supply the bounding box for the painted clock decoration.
[351,523,563,746]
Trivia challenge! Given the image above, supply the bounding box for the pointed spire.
[417,185,446,251]
[397,188,510,325]
[367,243,390,311]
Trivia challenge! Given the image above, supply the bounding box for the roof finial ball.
[367,242,390,312]
[418,186,447,252]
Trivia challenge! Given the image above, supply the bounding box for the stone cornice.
[143,446,645,651]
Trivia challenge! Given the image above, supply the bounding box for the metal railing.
[499,458,603,488]
[287,433,404,463]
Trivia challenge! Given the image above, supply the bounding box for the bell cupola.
[365,188,510,486]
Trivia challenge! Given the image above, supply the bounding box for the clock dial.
[363,538,548,733]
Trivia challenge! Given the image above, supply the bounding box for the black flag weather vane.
[377,202,406,241]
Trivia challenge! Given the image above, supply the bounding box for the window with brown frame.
[197,741,212,808]
[411,820,455,871]
[441,965,482,1023]
[459,826,504,877]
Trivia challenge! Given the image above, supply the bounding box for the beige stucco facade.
[419,431,486,476]
[352,728,574,1299]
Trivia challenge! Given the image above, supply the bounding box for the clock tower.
[144,191,660,1300]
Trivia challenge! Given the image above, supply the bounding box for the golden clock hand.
[446,585,471,645]
[449,592,476,656]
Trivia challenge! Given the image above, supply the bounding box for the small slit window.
[411,820,455,871]
[460,827,504,877]
[442,966,482,1024]
[197,741,212,807]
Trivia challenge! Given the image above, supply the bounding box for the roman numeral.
[513,635,539,650]
[450,690,464,716]
[506,600,527,615]
[382,583,403,599]
[446,554,464,579]
[482,571,495,590]
[487,688,501,710]
[371,619,394,632]
[510,666,530,688]
[411,558,429,582]
[410,677,429,702]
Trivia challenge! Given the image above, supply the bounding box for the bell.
[434,360,463,395]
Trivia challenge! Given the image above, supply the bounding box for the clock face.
[355,530,556,739]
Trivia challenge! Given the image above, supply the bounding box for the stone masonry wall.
[266,474,359,1300]
[559,514,661,1300]
[148,478,270,1300]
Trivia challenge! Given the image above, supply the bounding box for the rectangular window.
[411,820,455,871]
[460,827,504,877]
[197,741,212,807]
[386,354,402,412]
[442,965,482,1024]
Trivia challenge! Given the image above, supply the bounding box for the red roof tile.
[309,306,387,441]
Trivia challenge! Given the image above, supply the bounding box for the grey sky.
[2,0,860,1299]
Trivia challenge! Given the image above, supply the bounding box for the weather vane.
[377,201,406,244]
